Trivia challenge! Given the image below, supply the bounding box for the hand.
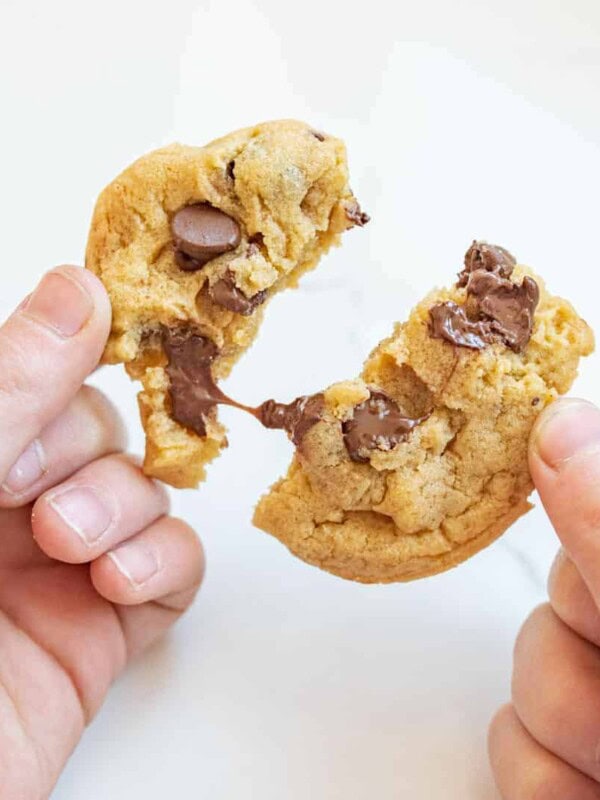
[489,399,600,798]
[0,267,204,799]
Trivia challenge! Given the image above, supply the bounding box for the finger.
[90,516,204,607]
[0,266,111,483]
[489,703,600,799]
[512,603,600,783]
[549,548,600,648]
[90,517,205,657]
[0,385,126,507]
[31,454,170,564]
[530,399,600,609]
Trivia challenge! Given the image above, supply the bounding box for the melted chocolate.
[342,391,428,463]
[210,272,268,315]
[430,241,539,353]
[467,270,539,352]
[247,233,264,250]
[162,326,322,444]
[174,250,208,272]
[428,302,491,350]
[162,327,231,437]
[345,200,370,227]
[256,394,324,445]
[458,241,516,287]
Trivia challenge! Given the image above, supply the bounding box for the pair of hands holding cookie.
[3,266,599,798]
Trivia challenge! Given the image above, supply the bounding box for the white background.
[1,0,600,797]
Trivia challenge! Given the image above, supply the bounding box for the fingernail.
[47,486,112,545]
[22,270,93,337]
[533,399,600,469]
[2,440,47,495]
[108,542,160,588]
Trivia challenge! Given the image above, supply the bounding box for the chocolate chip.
[342,391,428,463]
[226,160,236,181]
[467,270,539,352]
[171,203,241,269]
[429,244,540,353]
[311,131,326,142]
[209,271,268,316]
[256,394,324,445]
[247,233,264,257]
[532,397,540,406]
[458,241,516,288]
[345,200,370,227]
[429,302,490,350]
[174,249,208,272]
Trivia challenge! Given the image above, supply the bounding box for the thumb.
[530,398,600,606]
[0,266,111,484]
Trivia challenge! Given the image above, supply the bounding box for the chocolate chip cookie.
[253,243,594,583]
[86,120,367,488]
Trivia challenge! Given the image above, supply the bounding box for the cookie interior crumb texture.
[253,247,594,583]
[86,120,367,488]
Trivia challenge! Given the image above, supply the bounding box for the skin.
[489,398,600,798]
[0,267,204,798]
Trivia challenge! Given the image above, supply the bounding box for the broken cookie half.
[254,242,594,583]
[85,120,368,488]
